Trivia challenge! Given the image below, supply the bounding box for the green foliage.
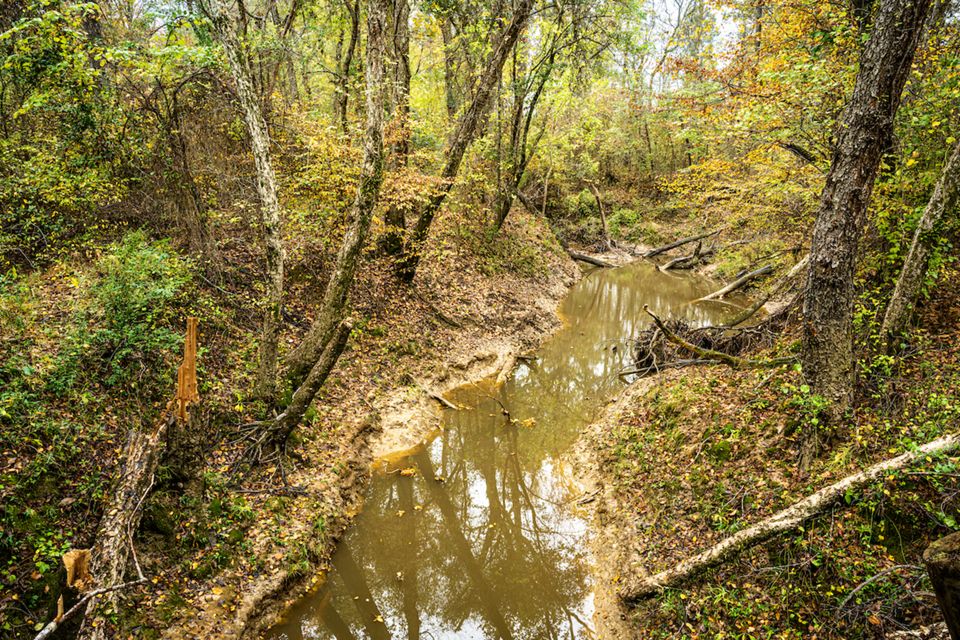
[51,231,192,391]
[0,1,128,269]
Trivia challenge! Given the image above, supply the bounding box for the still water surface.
[267,261,748,640]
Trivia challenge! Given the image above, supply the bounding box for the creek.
[267,260,749,640]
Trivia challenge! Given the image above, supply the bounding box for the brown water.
[267,261,749,640]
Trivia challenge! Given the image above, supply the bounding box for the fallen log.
[695,265,773,302]
[568,249,615,268]
[73,318,199,640]
[619,431,960,603]
[644,230,720,259]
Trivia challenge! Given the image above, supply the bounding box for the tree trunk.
[282,0,387,392]
[206,1,286,401]
[881,139,960,343]
[78,319,199,640]
[923,532,960,640]
[800,0,931,447]
[440,18,460,118]
[396,0,534,282]
[334,0,361,133]
[381,0,410,256]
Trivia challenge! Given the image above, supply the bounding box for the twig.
[34,578,148,640]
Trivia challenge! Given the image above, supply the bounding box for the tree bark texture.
[381,0,411,256]
[881,139,960,342]
[283,0,387,390]
[396,0,534,282]
[801,0,931,429]
[206,1,286,401]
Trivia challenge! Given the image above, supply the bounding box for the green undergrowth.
[600,288,960,638]
[0,231,199,635]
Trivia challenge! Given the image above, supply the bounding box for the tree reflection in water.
[268,261,747,639]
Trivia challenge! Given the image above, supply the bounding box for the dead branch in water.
[568,249,616,268]
[642,306,794,370]
[659,241,716,271]
[619,432,960,602]
[695,265,774,302]
[644,230,721,259]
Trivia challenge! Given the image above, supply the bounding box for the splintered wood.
[175,317,199,422]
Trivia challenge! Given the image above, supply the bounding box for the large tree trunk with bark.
[881,139,960,343]
[619,430,960,603]
[281,0,387,394]
[205,1,286,401]
[800,0,931,458]
[396,0,534,282]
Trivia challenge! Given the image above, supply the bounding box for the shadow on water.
[267,261,750,640]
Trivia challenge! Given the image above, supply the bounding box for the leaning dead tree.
[52,318,200,640]
[644,229,720,259]
[881,138,960,343]
[619,430,960,602]
[695,265,773,303]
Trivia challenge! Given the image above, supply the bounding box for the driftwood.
[620,431,960,603]
[428,391,458,410]
[67,318,198,640]
[643,306,793,370]
[695,265,773,302]
[660,241,715,271]
[568,249,615,268]
[644,230,720,259]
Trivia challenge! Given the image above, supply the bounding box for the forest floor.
[574,168,960,639]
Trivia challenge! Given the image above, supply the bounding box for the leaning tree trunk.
[881,139,960,343]
[281,0,387,393]
[206,1,286,402]
[396,0,534,282]
[800,0,931,463]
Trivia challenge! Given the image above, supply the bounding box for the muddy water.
[267,261,749,640]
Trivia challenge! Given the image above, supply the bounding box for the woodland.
[0,0,959,636]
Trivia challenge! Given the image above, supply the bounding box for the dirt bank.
[148,209,581,639]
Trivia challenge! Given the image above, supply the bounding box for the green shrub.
[51,231,193,391]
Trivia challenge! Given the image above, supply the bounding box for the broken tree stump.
[924,532,960,640]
